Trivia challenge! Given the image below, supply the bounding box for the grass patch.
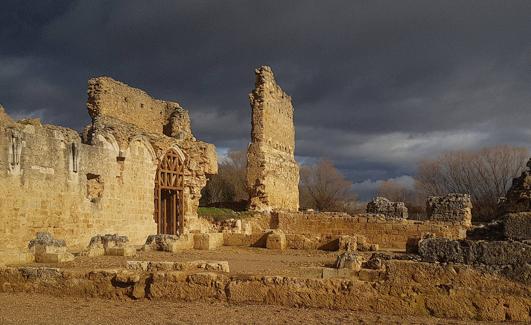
[198,207,257,222]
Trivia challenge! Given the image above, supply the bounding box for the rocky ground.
[0,292,500,325]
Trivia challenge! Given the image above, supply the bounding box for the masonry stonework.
[499,158,531,214]
[366,197,408,219]
[426,193,472,226]
[246,66,299,212]
[0,77,217,255]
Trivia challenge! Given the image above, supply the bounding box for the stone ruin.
[246,66,300,212]
[83,234,136,257]
[28,232,74,263]
[426,193,472,226]
[366,197,408,219]
[407,170,531,284]
[0,68,529,323]
[498,158,531,214]
[0,76,217,261]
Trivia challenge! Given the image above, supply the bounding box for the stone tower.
[246,66,300,212]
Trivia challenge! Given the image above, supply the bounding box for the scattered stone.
[338,235,357,251]
[265,230,287,250]
[366,197,408,219]
[143,234,180,252]
[334,252,363,271]
[89,234,129,249]
[28,232,66,251]
[28,232,74,264]
[84,234,135,257]
[364,256,383,270]
[126,260,230,273]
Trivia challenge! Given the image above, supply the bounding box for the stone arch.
[124,135,157,162]
[158,144,186,163]
[95,132,120,155]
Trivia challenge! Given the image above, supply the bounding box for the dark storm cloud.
[1,0,531,198]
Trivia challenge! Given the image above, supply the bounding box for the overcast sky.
[1,1,530,199]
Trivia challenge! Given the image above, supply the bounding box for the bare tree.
[200,149,248,206]
[416,145,528,221]
[377,180,425,217]
[299,160,357,212]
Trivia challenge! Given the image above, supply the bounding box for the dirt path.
[24,246,349,277]
[0,293,491,325]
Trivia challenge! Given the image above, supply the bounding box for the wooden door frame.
[154,148,185,235]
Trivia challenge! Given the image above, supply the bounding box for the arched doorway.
[154,148,185,234]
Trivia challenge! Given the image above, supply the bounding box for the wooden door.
[154,149,184,234]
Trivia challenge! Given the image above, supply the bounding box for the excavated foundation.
[1,260,529,322]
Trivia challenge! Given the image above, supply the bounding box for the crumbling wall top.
[0,105,14,126]
[247,66,299,212]
[426,193,472,226]
[498,158,531,214]
[366,197,408,219]
[87,77,191,139]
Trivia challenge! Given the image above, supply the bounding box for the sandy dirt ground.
[23,246,365,277]
[0,292,496,325]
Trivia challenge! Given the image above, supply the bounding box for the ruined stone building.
[366,197,408,219]
[0,77,217,254]
[247,66,300,212]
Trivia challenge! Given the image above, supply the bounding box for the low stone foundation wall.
[262,212,467,249]
[0,261,529,321]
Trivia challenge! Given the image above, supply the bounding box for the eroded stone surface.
[499,158,531,214]
[334,252,363,271]
[265,230,287,250]
[366,197,408,219]
[426,193,472,226]
[246,66,299,212]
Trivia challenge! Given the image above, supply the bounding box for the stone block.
[338,235,357,251]
[143,234,181,252]
[334,252,363,271]
[106,246,136,257]
[358,269,381,282]
[34,245,67,255]
[35,252,75,263]
[84,246,105,257]
[265,230,287,250]
[194,233,224,250]
[503,213,531,240]
[126,260,149,271]
[168,234,194,252]
[189,260,230,273]
[299,267,325,278]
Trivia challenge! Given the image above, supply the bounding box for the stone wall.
[242,212,467,249]
[426,193,472,226]
[0,119,157,249]
[499,158,531,214]
[366,197,408,219]
[1,262,529,321]
[0,77,217,255]
[87,77,192,139]
[246,66,299,212]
